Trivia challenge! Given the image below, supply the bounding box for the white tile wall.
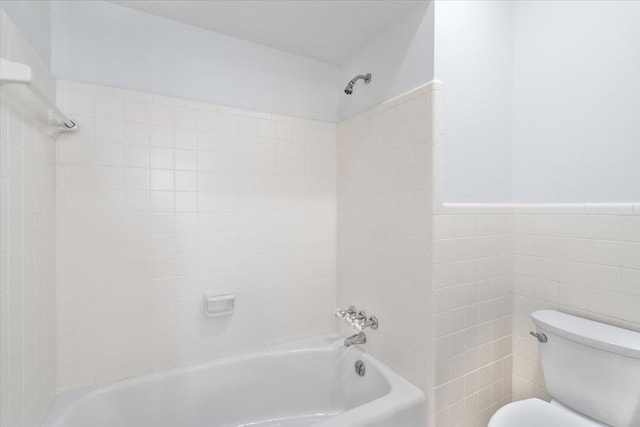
[55,81,337,391]
[0,10,57,427]
[511,203,640,401]
[337,83,435,422]
[431,209,513,427]
[435,201,640,418]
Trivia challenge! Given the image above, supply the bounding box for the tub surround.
[337,83,436,401]
[0,10,57,427]
[55,80,337,392]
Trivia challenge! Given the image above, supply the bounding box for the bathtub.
[43,334,427,427]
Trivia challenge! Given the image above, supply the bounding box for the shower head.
[344,83,354,95]
[344,73,372,95]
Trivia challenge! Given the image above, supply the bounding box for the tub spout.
[344,332,366,347]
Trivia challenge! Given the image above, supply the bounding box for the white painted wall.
[338,1,435,121]
[512,0,640,202]
[0,0,51,65]
[51,0,341,122]
[434,0,514,202]
[435,0,640,203]
[48,0,435,123]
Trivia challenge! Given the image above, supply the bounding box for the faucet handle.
[351,311,367,325]
[355,316,379,330]
[335,306,356,319]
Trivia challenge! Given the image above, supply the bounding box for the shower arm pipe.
[0,57,77,132]
[350,73,372,84]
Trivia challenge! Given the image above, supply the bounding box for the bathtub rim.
[44,333,426,427]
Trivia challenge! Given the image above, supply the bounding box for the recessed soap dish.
[203,294,235,318]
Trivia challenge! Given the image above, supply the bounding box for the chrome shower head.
[344,73,371,95]
[344,82,354,95]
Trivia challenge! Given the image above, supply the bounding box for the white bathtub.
[43,334,427,427]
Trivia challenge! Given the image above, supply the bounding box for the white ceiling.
[109,0,426,65]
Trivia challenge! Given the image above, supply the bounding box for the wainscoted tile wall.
[431,209,513,427]
[55,81,337,391]
[337,83,435,396]
[433,200,640,424]
[511,203,640,400]
[0,11,58,427]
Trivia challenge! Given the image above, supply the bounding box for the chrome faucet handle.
[345,312,357,324]
[355,316,379,330]
[349,311,367,326]
[335,306,356,320]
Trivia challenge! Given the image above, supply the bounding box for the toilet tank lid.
[532,310,640,359]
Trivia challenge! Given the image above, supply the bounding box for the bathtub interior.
[45,338,394,427]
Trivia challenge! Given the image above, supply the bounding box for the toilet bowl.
[489,310,640,427]
[489,398,603,427]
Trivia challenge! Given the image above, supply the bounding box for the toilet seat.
[489,398,603,427]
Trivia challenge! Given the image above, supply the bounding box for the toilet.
[489,310,640,427]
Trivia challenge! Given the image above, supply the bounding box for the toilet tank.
[532,310,640,427]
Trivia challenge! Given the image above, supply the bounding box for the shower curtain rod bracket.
[0,57,78,135]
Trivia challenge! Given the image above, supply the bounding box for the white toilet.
[489,310,640,427]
